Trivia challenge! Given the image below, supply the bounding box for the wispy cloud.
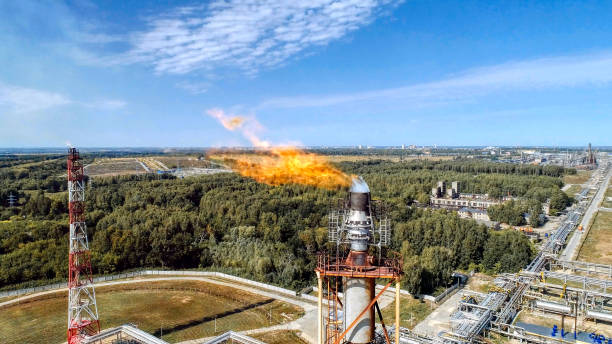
[84,99,127,110]
[175,81,210,94]
[0,82,126,113]
[117,0,402,74]
[0,83,71,112]
[259,51,612,109]
[73,32,125,44]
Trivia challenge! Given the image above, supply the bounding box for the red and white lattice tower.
[67,148,100,344]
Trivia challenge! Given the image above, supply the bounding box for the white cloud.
[121,0,402,74]
[175,81,210,94]
[73,32,125,44]
[0,83,71,112]
[0,82,126,113]
[84,99,127,110]
[258,51,612,109]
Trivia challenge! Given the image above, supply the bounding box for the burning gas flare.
[206,108,351,189]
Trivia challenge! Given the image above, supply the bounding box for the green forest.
[0,156,574,294]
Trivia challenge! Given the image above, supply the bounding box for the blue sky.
[0,0,611,147]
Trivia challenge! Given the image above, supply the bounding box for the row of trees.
[5,156,581,293]
[1,160,538,293]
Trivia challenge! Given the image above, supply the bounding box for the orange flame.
[206,109,351,189]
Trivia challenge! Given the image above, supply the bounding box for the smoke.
[206,108,271,148]
[350,176,370,193]
[206,108,351,189]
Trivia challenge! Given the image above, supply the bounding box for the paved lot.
[413,289,462,338]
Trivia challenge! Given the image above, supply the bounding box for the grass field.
[155,156,223,169]
[380,295,433,330]
[564,184,582,197]
[465,273,494,294]
[563,170,592,185]
[0,280,303,344]
[577,211,612,264]
[85,158,147,177]
[3,158,63,171]
[603,181,612,208]
[251,330,308,344]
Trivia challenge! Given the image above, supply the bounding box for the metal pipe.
[396,278,400,344]
[586,310,612,322]
[534,300,571,314]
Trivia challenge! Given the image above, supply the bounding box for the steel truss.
[67,148,100,344]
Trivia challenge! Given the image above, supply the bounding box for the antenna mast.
[67,147,100,344]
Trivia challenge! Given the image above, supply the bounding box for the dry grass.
[563,170,593,185]
[154,156,221,169]
[380,295,433,330]
[85,158,146,177]
[465,273,495,294]
[0,280,303,344]
[563,185,582,198]
[5,158,63,171]
[577,211,612,264]
[250,330,308,344]
[603,182,612,208]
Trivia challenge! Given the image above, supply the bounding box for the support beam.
[317,271,323,344]
[396,278,400,344]
[374,302,390,344]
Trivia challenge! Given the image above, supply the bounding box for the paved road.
[560,161,611,261]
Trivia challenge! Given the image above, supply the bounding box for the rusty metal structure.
[586,142,597,165]
[316,177,402,344]
[67,148,100,344]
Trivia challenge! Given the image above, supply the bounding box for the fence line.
[0,270,317,304]
[1,270,461,305]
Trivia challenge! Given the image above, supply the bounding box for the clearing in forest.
[84,158,147,177]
